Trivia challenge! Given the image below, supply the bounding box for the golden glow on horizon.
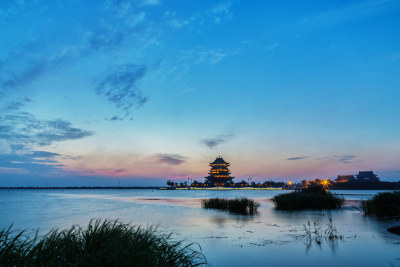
[55,151,378,182]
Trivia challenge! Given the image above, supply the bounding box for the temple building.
[356,171,379,182]
[335,175,355,183]
[204,156,234,186]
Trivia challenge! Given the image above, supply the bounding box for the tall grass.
[387,226,400,235]
[201,197,260,215]
[303,218,343,247]
[0,219,206,266]
[0,225,37,266]
[361,191,400,217]
[272,185,344,210]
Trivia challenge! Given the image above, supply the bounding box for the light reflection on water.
[0,189,399,266]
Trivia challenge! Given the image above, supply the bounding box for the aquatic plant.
[201,197,260,215]
[303,218,343,247]
[324,218,343,240]
[0,219,207,266]
[0,225,37,266]
[361,191,400,217]
[272,185,344,210]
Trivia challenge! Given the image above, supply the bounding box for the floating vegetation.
[201,197,260,215]
[0,219,206,266]
[361,191,400,217]
[272,185,344,210]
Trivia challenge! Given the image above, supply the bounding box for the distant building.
[301,180,309,187]
[335,175,355,183]
[235,180,248,187]
[204,157,234,186]
[356,171,379,182]
[191,180,204,187]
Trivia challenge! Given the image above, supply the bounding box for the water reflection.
[1,189,400,266]
[209,212,259,227]
[300,218,344,255]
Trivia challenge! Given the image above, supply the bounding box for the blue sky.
[0,0,400,186]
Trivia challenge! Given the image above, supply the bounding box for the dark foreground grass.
[0,219,206,266]
[361,191,400,217]
[387,226,400,235]
[202,197,260,215]
[272,185,344,210]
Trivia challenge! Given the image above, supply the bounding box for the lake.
[1,189,399,266]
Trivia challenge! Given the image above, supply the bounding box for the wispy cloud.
[0,139,12,154]
[181,87,196,94]
[338,155,358,164]
[196,49,227,64]
[287,156,309,161]
[267,42,280,51]
[0,109,88,175]
[0,150,64,175]
[0,112,93,147]
[35,120,93,146]
[318,154,359,164]
[201,134,234,149]
[96,64,148,113]
[1,60,51,92]
[3,98,32,111]
[166,1,233,29]
[0,1,44,25]
[31,151,61,158]
[61,155,84,161]
[168,18,191,28]
[302,0,398,30]
[0,2,150,96]
[105,116,124,121]
[155,154,186,165]
[205,2,233,24]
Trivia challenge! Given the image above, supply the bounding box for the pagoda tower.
[205,156,234,186]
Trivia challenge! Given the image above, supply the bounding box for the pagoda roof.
[337,175,354,178]
[358,171,376,175]
[210,156,229,164]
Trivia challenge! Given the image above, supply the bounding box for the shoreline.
[1,186,400,191]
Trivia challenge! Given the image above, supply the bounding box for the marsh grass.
[361,191,400,217]
[0,219,207,266]
[303,218,343,247]
[272,185,344,210]
[201,197,260,215]
[0,225,37,266]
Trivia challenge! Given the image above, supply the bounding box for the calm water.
[1,189,399,266]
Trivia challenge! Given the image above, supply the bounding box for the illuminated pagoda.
[205,156,234,186]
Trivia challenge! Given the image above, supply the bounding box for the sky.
[0,0,400,186]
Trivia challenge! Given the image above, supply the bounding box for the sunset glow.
[1,0,400,186]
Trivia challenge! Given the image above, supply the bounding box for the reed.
[361,191,400,217]
[0,219,206,266]
[272,185,344,210]
[201,197,260,215]
[303,218,343,247]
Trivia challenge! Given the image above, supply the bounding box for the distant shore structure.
[335,171,379,183]
[204,156,235,186]
[335,175,355,183]
[356,171,379,182]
